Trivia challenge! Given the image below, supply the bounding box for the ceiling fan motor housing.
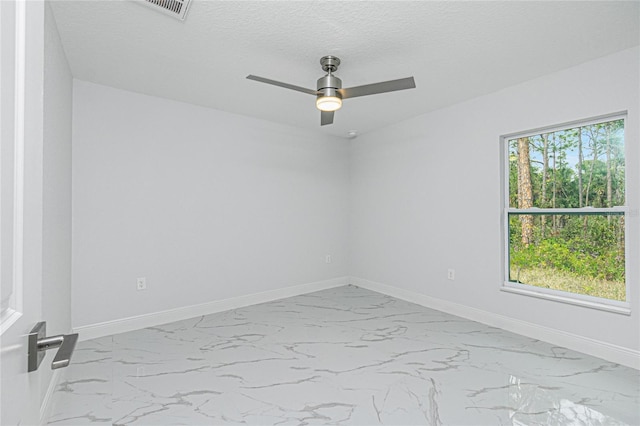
[317,74,342,99]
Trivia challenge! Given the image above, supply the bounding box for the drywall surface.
[72,81,349,328]
[41,2,73,408]
[349,47,640,351]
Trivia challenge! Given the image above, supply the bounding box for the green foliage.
[510,235,624,282]
[509,265,625,301]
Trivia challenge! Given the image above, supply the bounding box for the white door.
[1,0,46,424]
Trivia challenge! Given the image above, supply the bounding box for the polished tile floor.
[47,285,639,425]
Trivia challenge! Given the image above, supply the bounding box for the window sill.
[501,284,631,316]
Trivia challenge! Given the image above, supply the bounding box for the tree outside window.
[505,116,626,303]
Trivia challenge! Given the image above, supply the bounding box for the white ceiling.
[50,1,639,138]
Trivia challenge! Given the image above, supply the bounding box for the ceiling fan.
[247,56,416,126]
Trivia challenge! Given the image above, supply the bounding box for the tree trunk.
[618,215,625,259]
[517,137,534,246]
[584,127,600,234]
[584,127,600,207]
[605,123,613,225]
[540,134,549,237]
[577,127,583,208]
[605,124,612,207]
[552,137,557,234]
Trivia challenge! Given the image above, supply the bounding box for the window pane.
[508,213,625,301]
[508,119,625,209]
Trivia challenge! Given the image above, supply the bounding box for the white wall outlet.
[136,277,147,291]
[447,269,455,280]
[325,254,332,264]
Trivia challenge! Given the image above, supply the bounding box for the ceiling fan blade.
[339,77,416,99]
[246,75,319,96]
[320,111,334,126]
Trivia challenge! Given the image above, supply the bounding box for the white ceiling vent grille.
[138,0,192,21]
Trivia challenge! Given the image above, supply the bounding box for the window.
[502,115,628,313]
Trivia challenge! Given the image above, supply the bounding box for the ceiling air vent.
[138,0,192,21]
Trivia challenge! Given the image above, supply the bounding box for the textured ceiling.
[50,1,639,138]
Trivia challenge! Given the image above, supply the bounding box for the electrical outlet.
[447,269,455,280]
[325,254,332,264]
[137,277,147,291]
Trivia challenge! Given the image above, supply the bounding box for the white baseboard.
[74,276,348,341]
[39,365,63,425]
[350,276,640,370]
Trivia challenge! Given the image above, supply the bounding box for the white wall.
[41,1,73,410]
[72,81,349,328]
[349,47,639,353]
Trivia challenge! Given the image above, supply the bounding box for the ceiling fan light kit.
[316,96,342,112]
[247,55,416,126]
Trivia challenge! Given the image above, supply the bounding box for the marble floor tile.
[46,285,640,425]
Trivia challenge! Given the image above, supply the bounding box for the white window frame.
[500,113,630,315]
